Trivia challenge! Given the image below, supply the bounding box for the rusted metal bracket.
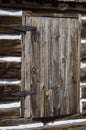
[11,90,36,98]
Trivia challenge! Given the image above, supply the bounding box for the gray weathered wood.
[22,16,80,118]
[0,39,21,56]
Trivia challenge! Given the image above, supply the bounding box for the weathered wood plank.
[0,107,20,119]
[80,68,86,82]
[30,18,40,117]
[0,39,21,56]
[81,43,86,60]
[0,16,21,25]
[21,16,31,118]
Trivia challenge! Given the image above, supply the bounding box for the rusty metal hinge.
[0,25,37,33]
[11,90,36,98]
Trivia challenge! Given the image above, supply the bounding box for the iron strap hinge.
[11,90,37,98]
[12,25,37,33]
[0,25,37,33]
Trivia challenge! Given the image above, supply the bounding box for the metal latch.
[0,25,37,33]
[11,90,36,98]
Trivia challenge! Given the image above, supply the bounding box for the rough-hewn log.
[0,95,20,101]
[81,43,86,60]
[82,102,86,112]
[0,39,21,56]
[0,68,21,79]
[80,68,86,82]
[0,107,20,119]
[0,16,22,25]
[81,85,86,98]
[0,112,86,126]
[81,20,86,38]
[21,122,86,130]
[0,83,21,101]
[0,84,20,98]
[0,26,21,34]
[0,62,21,69]
[0,1,86,13]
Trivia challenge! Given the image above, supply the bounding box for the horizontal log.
[0,112,86,126]
[81,43,86,61]
[0,107,20,119]
[0,39,21,56]
[0,68,21,79]
[0,26,21,34]
[0,1,86,14]
[81,20,86,39]
[0,62,21,69]
[0,95,20,101]
[0,16,21,25]
[0,60,21,79]
[80,68,86,82]
[82,102,86,112]
[81,85,86,98]
[24,122,86,130]
[0,81,21,101]
[0,84,20,97]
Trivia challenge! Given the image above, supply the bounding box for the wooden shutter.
[22,16,80,118]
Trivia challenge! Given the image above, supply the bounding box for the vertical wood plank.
[30,17,40,117]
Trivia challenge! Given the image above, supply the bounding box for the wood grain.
[0,16,21,25]
[0,0,86,14]
[0,26,21,34]
[0,39,21,56]
[81,43,86,61]
[82,102,86,112]
[0,84,20,101]
[0,107,20,119]
[81,85,86,98]
[22,16,80,118]
[80,68,86,82]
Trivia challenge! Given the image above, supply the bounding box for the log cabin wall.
[0,9,22,121]
[0,1,86,128]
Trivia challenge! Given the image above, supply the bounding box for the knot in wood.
[45,90,49,97]
[62,57,66,63]
[32,66,36,74]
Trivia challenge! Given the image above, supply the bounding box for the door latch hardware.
[11,90,36,98]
